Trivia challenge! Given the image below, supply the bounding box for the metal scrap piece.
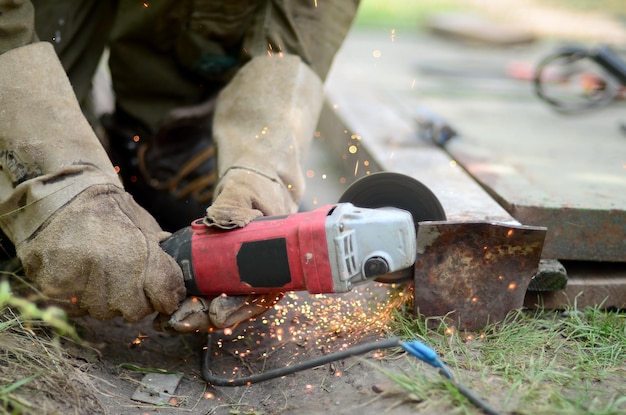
[131,372,183,405]
[414,220,546,330]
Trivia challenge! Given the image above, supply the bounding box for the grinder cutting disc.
[339,172,446,226]
[339,172,446,283]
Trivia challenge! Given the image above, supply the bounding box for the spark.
[306,170,315,178]
[410,78,416,90]
[508,282,517,291]
[114,166,120,173]
[506,229,514,238]
[129,333,149,348]
[142,2,149,8]
[449,160,457,168]
[204,392,215,399]
[390,29,396,42]
[372,50,382,58]
[348,145,358,154]
[133,135,140,142]
[210,284,412,385]
[224,327,233,336]
[354,161,359,176]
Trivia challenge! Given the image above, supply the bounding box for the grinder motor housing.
[161,203,417,297]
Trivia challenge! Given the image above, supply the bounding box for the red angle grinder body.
[160,173,446,298]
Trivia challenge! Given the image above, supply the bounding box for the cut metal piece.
[131,372,183,405]
[414,220,547,330]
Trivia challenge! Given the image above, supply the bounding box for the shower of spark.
[209,283,413,379]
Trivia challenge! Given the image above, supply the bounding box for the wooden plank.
[319,86,519,224]
[323,30,626,262]
[319,30,626,308]
[437,98,626,262]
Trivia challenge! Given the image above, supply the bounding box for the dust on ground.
[69,285,425,415]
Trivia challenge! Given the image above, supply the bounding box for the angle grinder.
[161,172,446,297]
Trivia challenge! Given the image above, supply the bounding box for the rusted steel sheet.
[414,221,546,330]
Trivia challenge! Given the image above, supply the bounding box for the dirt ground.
[70,285,427,415]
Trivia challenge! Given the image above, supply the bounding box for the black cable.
[202,334,401,387]
[439,369,503,415]
[201,334,504,415]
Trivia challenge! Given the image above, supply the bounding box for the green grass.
[386,304,626,415]
[0,279,102,415]
[353,0,466,30]
[353,0,626,31]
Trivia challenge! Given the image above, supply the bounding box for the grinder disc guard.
[339,172,446,283]
[338,172,446,226]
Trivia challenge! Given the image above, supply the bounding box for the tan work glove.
[205,54,324,228]
[164,55,324,332]
[155,293,284,333]
[0,43,185,321]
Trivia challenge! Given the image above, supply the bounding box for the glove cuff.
[0,42,122,245]
[212,54,324,209]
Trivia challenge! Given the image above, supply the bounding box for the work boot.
[102,102,217,232]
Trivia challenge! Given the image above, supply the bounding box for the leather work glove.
[155,293,284,333]
[0,43,185,321]
[205,54,324,229]
[164,55,324,332]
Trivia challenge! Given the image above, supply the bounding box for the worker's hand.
[0,43,184,322]
[204,168,295,229]
[204,55,324,230]
[156,293,283,333]
[16,185,186,321]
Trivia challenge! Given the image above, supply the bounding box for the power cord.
[202,334,504,415]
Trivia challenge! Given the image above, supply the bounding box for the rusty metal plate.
[414,220,546,330]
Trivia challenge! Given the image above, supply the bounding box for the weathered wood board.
[320,29,626,308]
[323,30,625,262]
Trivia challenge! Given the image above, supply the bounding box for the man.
[0,0,359,332]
